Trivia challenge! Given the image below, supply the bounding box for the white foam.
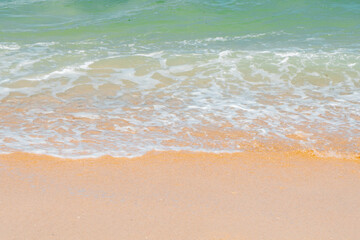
[1,49,359,157]
[0,43,20,51]
[71,112,101,119]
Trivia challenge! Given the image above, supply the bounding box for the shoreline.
[1,150,360,239]
[1,149,359,161]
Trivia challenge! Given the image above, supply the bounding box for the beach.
[1,0,360,238]
[1,151,360,239]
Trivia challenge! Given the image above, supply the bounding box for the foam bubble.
[1,50,359,157]
[0,43,20,51]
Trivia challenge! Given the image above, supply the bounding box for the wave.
[0,50,359,157]
[1,0,359,158]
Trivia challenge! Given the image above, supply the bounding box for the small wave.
[0,43,20,51]
[1,50,359,158]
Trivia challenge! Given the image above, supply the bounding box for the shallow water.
[0,0,359,157]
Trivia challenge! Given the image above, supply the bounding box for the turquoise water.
[1,0,360,48]
[0,0,359,157]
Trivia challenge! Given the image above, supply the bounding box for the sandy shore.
[1,151,360,240]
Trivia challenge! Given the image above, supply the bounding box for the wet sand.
[1,151,360,240]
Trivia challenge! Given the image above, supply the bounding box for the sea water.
[0,0,359,157]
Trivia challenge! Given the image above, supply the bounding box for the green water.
[1,0,360,49]
[0,0,359,157]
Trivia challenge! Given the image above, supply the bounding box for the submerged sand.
[1,151,360,240]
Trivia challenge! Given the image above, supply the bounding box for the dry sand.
[1,151,360,240]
